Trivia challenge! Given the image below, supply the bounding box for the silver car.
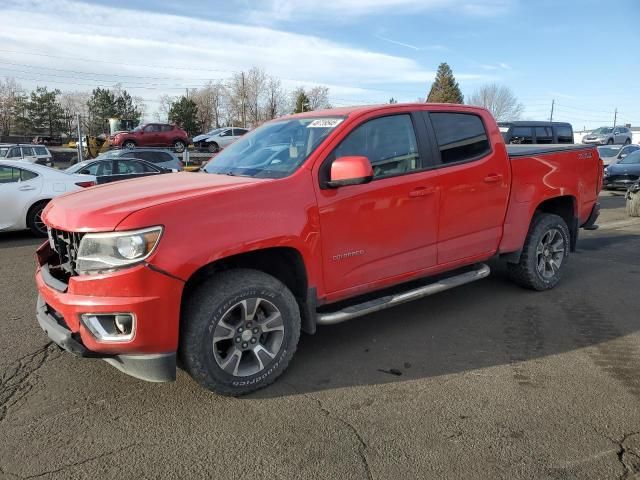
[597,144,640,166]
[583,126,632,145]
[0,144,54,167]
[195,127,249,153]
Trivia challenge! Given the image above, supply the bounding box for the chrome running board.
[316,263,490,325]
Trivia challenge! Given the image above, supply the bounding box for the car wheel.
[624,138,631,145]
[180,269,301,396]
[173,140,186,153]
[607,138,614,145]
[123,140,136,149]
[207,142,220,154]
[27,201,49,237]
[507,213,570,291]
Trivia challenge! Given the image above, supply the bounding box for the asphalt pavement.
[1,191,639,479]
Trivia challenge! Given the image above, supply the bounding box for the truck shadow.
[252,230,640,399]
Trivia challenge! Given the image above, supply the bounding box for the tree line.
[0,62,524,140]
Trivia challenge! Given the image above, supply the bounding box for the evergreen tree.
[168,96,199,136]
[426,63,464,104]
[389,97,398,104]
[86,87,142,135]
[293,89,310,113]
[27,87,64,137]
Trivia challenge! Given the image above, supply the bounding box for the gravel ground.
[1,191,639,479]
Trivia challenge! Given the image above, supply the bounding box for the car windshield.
[618,151,640,165]
[132,125,144,132]
[65,160,94,173]
[203,117,345,178]
[206,128,224,136]
[597,146,622,157]
[593,127,613,135]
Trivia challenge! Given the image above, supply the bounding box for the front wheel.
[173,140,186,153]
[624,138,631,145]
[180,269,301,396]
[607,138,614,145]
[207,142,219,153]
[123,140,136,149]
[507,213,570,291]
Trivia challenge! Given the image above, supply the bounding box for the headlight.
[76,226,163,274]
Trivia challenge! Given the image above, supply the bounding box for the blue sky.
[2,0,639,129]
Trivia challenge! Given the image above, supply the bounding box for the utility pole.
[613,108,617,127]
[76,113,83,164]
[549,99,555,122]
[240,72,246,128]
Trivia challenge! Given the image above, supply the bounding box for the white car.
[193,127,249,153]
[0,161,96,236]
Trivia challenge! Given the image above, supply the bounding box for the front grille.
[48,228,85,276]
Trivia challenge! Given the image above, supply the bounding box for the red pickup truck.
[35,104,602,395]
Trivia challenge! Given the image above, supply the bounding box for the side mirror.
[327,156,373,188]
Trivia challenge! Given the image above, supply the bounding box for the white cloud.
[479,63,511,71]
[246,0,513,23]
[374,35,448,52]
[0,0,491,115]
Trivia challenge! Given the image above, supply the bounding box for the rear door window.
[0,166,18,183]
[161,125,174,132]
[555,125,573,144]
[34,146,48,155]
[510,127,533,144]
[429,112,491,163]
[535,126,553,144]
[20,168,39,181]
[6,147,21,158]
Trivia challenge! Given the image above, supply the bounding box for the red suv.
[111,123,189,152]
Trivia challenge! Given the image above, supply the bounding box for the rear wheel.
[507,213,570,291]
[180,269,301,396]
[607,138,614,145]
[173,140,186,153]
[123,140,136,149]
[624,138,631,145]
[27,201,49,237]
[207,142,219,153]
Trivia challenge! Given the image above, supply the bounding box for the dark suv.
[499,121,574,144]
[96,148,183,171]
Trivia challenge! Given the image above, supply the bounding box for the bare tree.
[0,77,22,136]
[228,71,250,127]
[467,83,524,122]
[264,76,285,120]
[59,90,90,137]
[193,81,227,131]
[246,67,267,127]
[307,86,330,110]
[155,94,174,122]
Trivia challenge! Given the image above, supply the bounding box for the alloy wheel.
[536,228,565,279]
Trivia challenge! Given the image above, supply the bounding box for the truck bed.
[507,144,594,158]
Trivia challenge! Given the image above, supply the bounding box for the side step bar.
[316,263,491,325]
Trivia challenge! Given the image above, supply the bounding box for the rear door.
[0,166,43,230]
[114,159,159,181]
[143,124,161,146]
[315,111,441,294]
[218,129,235,147]
[423,111,510,265]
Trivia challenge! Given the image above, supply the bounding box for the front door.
[315,113,440,295]
[0,165,43,230]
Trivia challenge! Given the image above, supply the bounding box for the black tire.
[624,138,631,145]
[507,213,570,291]
[180,269,301,396]
[173,140,186,153]
[26,201,49,237]
[123,140,136,149]
[207,142,219,153]
[607,138,614,145]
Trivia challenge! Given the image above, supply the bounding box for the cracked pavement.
[1,191,640,479]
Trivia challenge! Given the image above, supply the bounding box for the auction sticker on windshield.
[307,118,344,128]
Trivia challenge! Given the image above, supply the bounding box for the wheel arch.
[181,246,316,334]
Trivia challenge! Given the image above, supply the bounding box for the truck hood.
[43,172,267,232]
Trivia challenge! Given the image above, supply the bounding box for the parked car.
[583,126,632,145]
[194,127,249,153]
[94,147,183,171]
[35,104,601,395]
[597,144,640,166]
[498,121,574,144]
[110,123,189,152]
[32,136,62,146]
[65,157,174,184]
[603,150,640,189]
[192,128,225,144]
[0,160,95,236]
[0,144,54,167]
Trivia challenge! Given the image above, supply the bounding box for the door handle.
[408,187,435,198]
[483,174,503,184]
[18,185,36,191]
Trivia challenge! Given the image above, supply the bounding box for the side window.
[555,125,573,144]
[6,147,21,158]
[160,152,173,162]
[138,151,160,163]
[236,129,248,136]
[140,162,158,173]
[82,162,105,176]
[220,129,231,137]
[0,166,18,183]
[21,146,34,156]
[510,127,533,144]
[332,114,420,179]
[34,146,48,155]
[116,160,145,174]
[161,125,173,132]
[430,112,490,163]
[20,168,38,181]
[144,125,160,133]
[535,126,553,144]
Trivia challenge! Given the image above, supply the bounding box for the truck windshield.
[203,117,345,178]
